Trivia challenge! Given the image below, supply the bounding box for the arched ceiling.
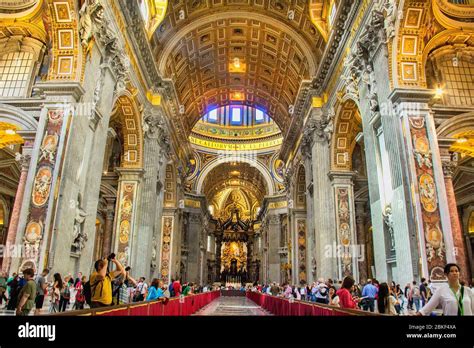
[151,0,326,132]
[202,162,268,207]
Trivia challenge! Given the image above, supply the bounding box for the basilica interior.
[0,0,473,289]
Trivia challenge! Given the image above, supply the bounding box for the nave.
[193,296,270,316]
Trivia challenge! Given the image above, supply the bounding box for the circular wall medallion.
[25,221,42,243]
[426,227,443,249]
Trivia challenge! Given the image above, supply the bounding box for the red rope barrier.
[246,291,377,316]
[49,291,221,317]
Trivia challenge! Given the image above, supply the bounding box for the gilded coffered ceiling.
[202,162,268,207]
[151,0,326,132]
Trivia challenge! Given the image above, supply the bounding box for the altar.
[214,206,256,284]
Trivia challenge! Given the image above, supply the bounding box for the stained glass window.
[231,107,242,125]
[255,109,264,123]
[208,108,218,122]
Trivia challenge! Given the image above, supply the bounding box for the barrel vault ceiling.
[150,0,327,132]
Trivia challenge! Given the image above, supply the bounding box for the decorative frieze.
[115,181,138,265]
[159,216,174,283]
[296,219,307,283]
[409,117,446,280]
[335,187,354,277]
[20,109,65,271]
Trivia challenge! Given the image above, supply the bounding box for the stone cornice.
[328,170,356,183]
[312,0,359,94]
[31,82,85,102]
[280,0,357,162]
[118,0,163,89]
[279,81,314,162]
[388,88,436,106]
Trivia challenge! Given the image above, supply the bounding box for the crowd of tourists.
[0,260,472,316]
[0,254,218,316]
[249,263,473,316]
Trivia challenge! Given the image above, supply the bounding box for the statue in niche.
[341,69,359,98]
[369,93,379,112]
[382,204,395,250]
[71,193,88,253]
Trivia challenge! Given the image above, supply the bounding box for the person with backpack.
[418,263,474,316]
[123,267,137,304]
[89,254,125,308]
[420,277,429,307]
[73,276,86,310]
[133,277,148,302]
[113,267,137,305]
[411,280,422,312]
[15,268,36,316]
[6,273,22,311]
[59,276,73,312]
[6,272,16,303]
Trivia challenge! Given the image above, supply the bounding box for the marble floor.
[193,296,271,316]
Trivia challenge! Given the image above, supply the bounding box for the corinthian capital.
[15,153,31,171]
[442,159,457,178]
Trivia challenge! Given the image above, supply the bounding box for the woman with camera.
[90,253,126,308]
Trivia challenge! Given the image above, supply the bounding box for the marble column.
[267,214,281,283]
[215,233,222,281]
[186,212,203,283]
[2,151,32,273]
[439,140,471,283]
[329,171,359,281]
[130,107,166,278]
[101,201,116,257]
[302,145,315,284]
[113,168,143,267]
[355,201,368,283]
[392,91,456,282]
[309,108,337,280]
